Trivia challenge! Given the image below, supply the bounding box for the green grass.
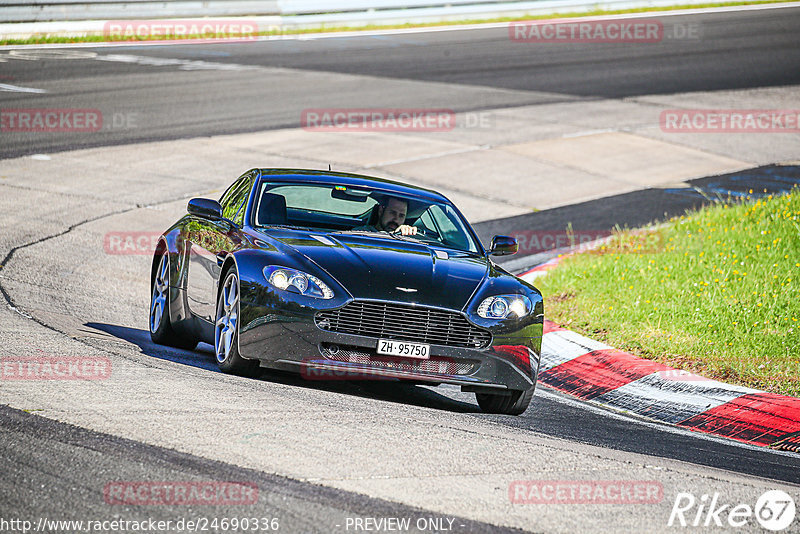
[1,0,793,46]
[537,189,800,397]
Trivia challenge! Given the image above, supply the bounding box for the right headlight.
[263,266,333,299]
[477,295,532,319]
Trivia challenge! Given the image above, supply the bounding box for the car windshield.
[253,181,480,253]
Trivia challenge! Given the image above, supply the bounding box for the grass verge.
[536,189,800,397]
[0,0,792,46]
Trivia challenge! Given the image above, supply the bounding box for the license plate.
[377,339,430,359]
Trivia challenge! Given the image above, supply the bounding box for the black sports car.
[149,169,543,415]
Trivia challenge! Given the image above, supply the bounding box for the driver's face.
[379,198,407,231]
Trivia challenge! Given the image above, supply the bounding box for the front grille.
[314,300,491,348]
[320,344,477,375]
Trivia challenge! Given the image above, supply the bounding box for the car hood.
[266,231,488,310]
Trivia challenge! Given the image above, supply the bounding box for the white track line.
[0,82,47,93]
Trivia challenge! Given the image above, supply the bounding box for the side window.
[219,175,252,225]
[429,205,472,251]
[415,209,441,238]
[429,205,459,235]
[231,177,253,226]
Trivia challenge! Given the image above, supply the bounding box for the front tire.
[150,253,197,350]
[215,267,259,376]
[476,387,534,415]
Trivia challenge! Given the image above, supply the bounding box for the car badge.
[395,287,418,293]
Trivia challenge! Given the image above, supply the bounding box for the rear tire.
[215,267,259,376]
[149,253,197,350]
[476,387,534,415]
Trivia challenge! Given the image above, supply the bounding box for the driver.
[353,196,418,236]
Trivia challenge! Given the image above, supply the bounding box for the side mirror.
[187,198,222,220]
[489,235,518,256]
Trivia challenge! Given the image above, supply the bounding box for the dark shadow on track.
[84,322,479,414]
[478,388,800,486]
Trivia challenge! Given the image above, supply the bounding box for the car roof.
[255,168,449,203]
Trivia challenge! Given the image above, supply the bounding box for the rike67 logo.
[668,490,796,531]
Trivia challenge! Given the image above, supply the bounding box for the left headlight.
[263,266,334,299]
[477,295,532,319]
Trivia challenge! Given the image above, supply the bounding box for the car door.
[185,174,252,323]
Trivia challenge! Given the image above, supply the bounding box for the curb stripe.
[538,330,800,447]
[593,373,756,424]
[678,392,800,446]
[540,327,611,371]
[540,333,597,372]
[519,258,563,283]
[539,349,670,401]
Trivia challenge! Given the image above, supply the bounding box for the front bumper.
[238,294,542,392]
